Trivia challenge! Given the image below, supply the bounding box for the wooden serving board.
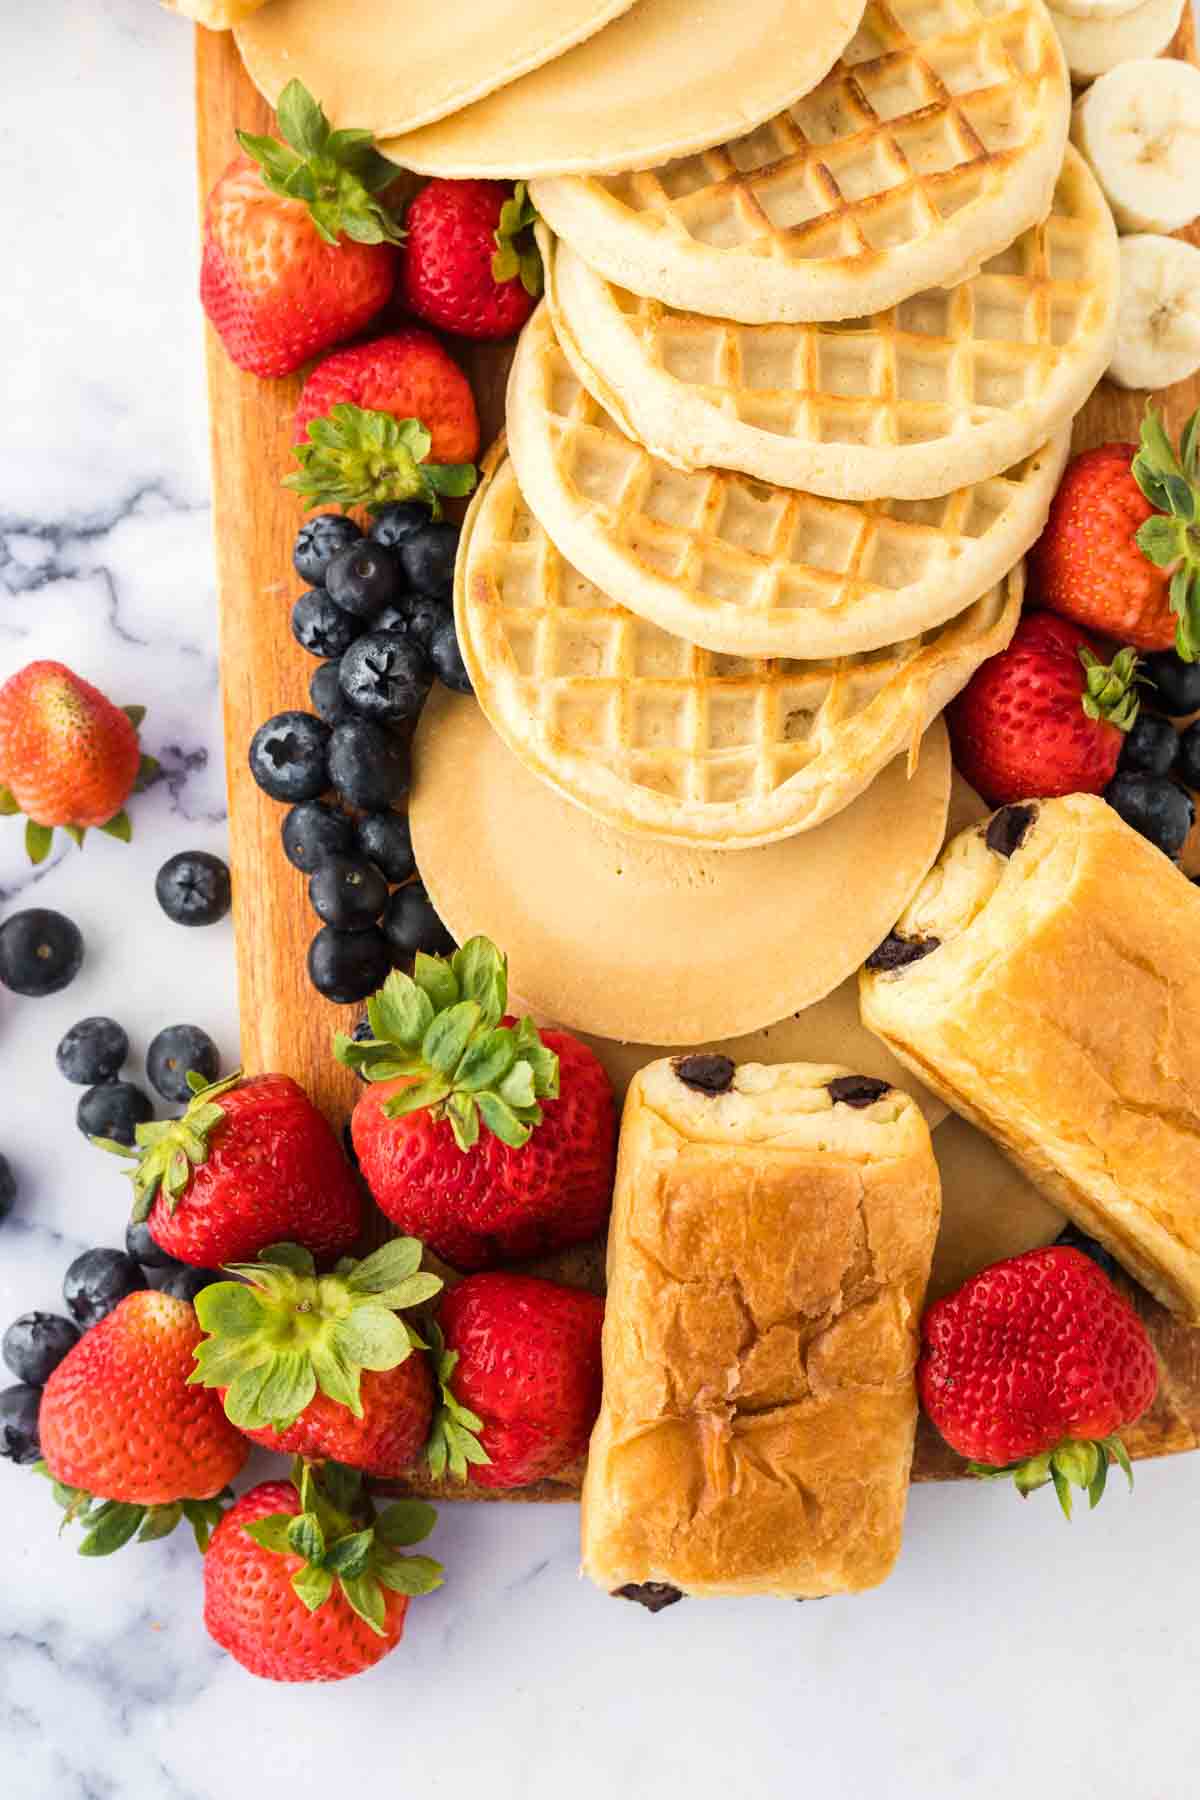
[198,17,1200,1497]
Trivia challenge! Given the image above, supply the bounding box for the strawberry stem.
[491,182,544,299]
[1132,404,1200,661]
[967,1433,1134,1519]
[1078,646,1140,731]
[283,403,477,517]
[237,80,404,248]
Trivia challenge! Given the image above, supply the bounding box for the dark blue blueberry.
[369,501,430,551]
[326,541,404,620]
[403,597,451,653]
[1141,651,1200,718]
[155,851,232,927]
[1175,720,1200,791]
[327,720,410,812]
[0,1154,14,1222]
[282,799,357,874]
[293,513,362,587]
[382,883,454,960]
[0,1386,41,1464]
[1104,771,1194,859]
[2,1312,80,1386]
[292,589,364,660]
[63,1248,147,1329]
[77,1080,154,1147]
[309,660,355,726]
[0,909,84,997]
[249,711,331,804]
[146,1025,219,1104]
[1056,1224,1120,1284]
[429,618,472,693]
[56,1017,129,1086]
[125,1216,176,1270]
[307,926,393,1004]
[355,812,415,886]
[309,857,389,931]
[399,521,459,599]
[338,632,432,725]
[1119,714,1179,780]
[158,1265,222,1305]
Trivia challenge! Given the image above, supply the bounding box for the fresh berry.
[77,1081,154,1147]
[0,660,152,864]
[308,925,393,1003]
[1055,1224,1120,1284]
[1176,720,1200,790]
[293,513,362,587]
[308,856,389,931]
[291,589,364,660]
[96,1071,361,1271]
[282,798,356,873]
[195,1240,440,1475]
[2,1312,80,1386]
[203,1465,441,1683]
[947,613,1140,808]
[308,660,355,726]
[1118,713,1179,779]
[1140,648,1200,716]
[324,541,404,620]
[327,719,409,811]
[340,939,616,1270]
[248,711,331,803]
[39,1292,248,1547]
[338,632,432,724]
[155,850,232,927]
[920,1246,1158,1516]
[400,179,542,341]
[430,1274,604,1488]
[356,811,415,885]
[429,618,472,693]
[56,1016,128,1086]
[200,85,400,379]
[0,1153,14,1221]
[402,596,451,652]
[158,1264,222,1305]
[62,1248,147,1329]
[0,908,84,997]
[0,1386,41,1464]
[1104,770,1194,858]
[399,520,459,599]
[294,329,480,466]
[382,882,454,959]
[287,403,476,521]
[370,501,430,550]
[125,1216,176,1270]
[146,1025,220,1104]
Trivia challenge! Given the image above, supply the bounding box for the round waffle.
[542,149,1117,503]
[507,304,1068,659]
[456,449,1021,848]
[409,691,951,1044]
[531,0,1071,324]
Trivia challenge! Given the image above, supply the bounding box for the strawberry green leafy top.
[1132,405,1200,662]
[491,182,543,298]
[1078,645,1140,731]
[92,1068,245,1221]
[237,80,404,248]
[284,403,477,517]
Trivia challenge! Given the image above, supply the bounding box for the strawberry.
[294,330,480,466]
[36,1291,247,1553]
[201,82,402,378]
[337,938,616,1270]
[399,179,542,341]
[947,611,1140,808]
[285,398,477,519]
[1030,408,1200,657]
[920,1246,1158,1517]
[191,1240,441,1477]
[428,1273,604,1489]
[94,1070,361,1269]
[0,661,156,865]
[203,1462,442,1683]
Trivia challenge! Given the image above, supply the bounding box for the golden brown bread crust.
[581,1059,941,1600]
[861,794,1200,1322]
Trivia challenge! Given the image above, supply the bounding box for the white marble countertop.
[3,4,1200,1796]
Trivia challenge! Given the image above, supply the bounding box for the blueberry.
[249,711,331,803]
[339,632,432,725]
[0,1154,14,1222]
[2,1312,80,1386]
[0,1386,42,1464]
[282,799,357,874]
[370,501,431,550]
[309,660,355,726]
[1141,651,1200,718]
[399,597,450,652]
[0,909,84,997]
[325,541,404,620]
[309,856,389,931]
[1118,714,1179,780]
[1104,771,1195,859]
[356,811,415,886]
[1177,721,1200,791]
[293,513,362,587]
[291,589,364,660]
[76,1081,154,1147]
[158,1264,222,1305]
[374,604,415,635]
[382,882,455,959]
[56,1017,129,1086]
[63,1247,147,1329]
[1056,1223,1120,1283]
[155,850,232,927]
[307,925,393,1003]
[125,1216,176,1270]
[328,720,410,812]
[429,618,472,693]
[146,1025,220,1104]
[399,521,459,598]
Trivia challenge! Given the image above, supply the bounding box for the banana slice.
[1073,60,1200,232]
[1109,234,1200,390]
[1050,0,1184,83]
[1050,0,1141,21]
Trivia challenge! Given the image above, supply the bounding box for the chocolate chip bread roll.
[581,1057,941,1604]
[861,793,1200,1322]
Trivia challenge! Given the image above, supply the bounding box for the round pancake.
[409,689,950,1045]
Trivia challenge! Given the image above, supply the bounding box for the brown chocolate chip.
[613,1582,685,1613]
[864,932,941,973]
[985,803,1038,859]
[827,1075,891,1109]
[673,1054,735,1095]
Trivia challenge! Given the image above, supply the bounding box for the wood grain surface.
[197,15,1200,1500]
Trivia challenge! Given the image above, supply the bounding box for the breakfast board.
[196,14,1200,1495]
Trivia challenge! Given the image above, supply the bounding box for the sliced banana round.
[1050,0,1184,83]
[1109,234,1200,390]
[1049,0,1141,19]
[1073,59,1200,233]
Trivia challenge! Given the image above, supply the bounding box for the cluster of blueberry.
[1108,650,1200,862]
[58,1013,220,1145]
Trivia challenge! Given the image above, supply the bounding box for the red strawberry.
[94,1071,361,1269]
[400,180,542,341]
[339,939,616,1271]
[947,611,1140,807]
[192,1240,440,1477]
[429,1273,604,1489]
[0,661,154,865]
[201,82,403,378]
[920,1246,1158,1516]
[37,1291,247,1552]
[203,1463,442,1683]
[295,330,480,466]
[1030,408,1200,656]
